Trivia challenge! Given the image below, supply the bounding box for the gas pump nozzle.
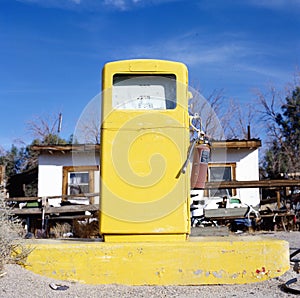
[179,114,209,176]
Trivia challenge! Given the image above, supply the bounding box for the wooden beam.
[6,192,100,202]
[5,196,41,202]
[210,139,261,149]
[31,144,100,152]
[9,204,99,215]
[204,180,300,189]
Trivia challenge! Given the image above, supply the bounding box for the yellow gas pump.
[100,59,190,242]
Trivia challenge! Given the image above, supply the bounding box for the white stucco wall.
[38,165,63,197]
[235,149,260,206]
[37,151,100,205]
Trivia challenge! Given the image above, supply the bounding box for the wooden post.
[0,165,5,185]
[276,190,281,209]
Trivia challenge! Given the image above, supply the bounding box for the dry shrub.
[49,218,100,239]
[0,188,32,274]
[49,222,72,238]
[73,219,99,238]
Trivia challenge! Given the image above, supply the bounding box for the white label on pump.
[112,84,166,110]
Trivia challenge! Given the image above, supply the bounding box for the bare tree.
[222,98,258,140]
[26,112,66,145]
[0,146,5,157]
[189,87,259,140]
[189,88,226,140]
[256,73,300,178]
[74,109,100,144]
[73,96,100,144]
[255,85,284,139]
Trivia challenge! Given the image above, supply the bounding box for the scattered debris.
[280,248,300,294]
[290,249,300,273]
[0,272,7,278]
[49,283,69,291]
[281,278,300,295]
[290,248,300,262]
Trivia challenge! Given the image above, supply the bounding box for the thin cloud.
[198,0,300,12]
[108,31,292,85]
[119,33,251,67]
[237,63,291,81]
[17,0,82,9]
[103,0,181,11]
[248,0,300,10]
[17,0,181,11]
[104,0,127,10]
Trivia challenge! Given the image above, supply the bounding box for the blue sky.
[1,0,299,149]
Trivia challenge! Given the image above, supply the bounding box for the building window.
[68,172,89,195]
[208,163,236,197]
[62,166,99,204]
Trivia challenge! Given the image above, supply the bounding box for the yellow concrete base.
[24,236,289,285]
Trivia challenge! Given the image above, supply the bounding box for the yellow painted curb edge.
[23,236,290,285]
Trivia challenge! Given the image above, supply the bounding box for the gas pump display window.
[112,74,176,110]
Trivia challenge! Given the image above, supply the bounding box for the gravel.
[0,231,299,298]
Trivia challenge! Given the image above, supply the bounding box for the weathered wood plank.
[9,204,99,215]
[5,193,99,202]
[31,144,100,152]
[204,179,300,189]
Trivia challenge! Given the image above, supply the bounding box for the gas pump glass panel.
[112,74,176,110]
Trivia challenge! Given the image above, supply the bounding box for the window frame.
[62,166,99,204]
[207,163,237,197]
